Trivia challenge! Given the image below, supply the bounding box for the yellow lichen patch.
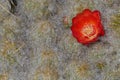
[0,10,20,65]
[96,61,106,70]
[33,66,58,80]
[41,49,55,60]
[2,15,19,32]
[0,73,8,80]
[111,69,120,77]
[38,21,52,34]
[75,4,84,13]
[37,49,58,69]
[76,63,91,78]
[2,39,15,50]
[110,12,120,37]
[33,66,41,80]
[32,49,58,80]
[42,67,58,80]
[40,49,58,68]
[0,39,17,64]
[31,20,55,42]
[64,60,92,80]
[0,21,16,40]
[104,65,120,80]
[74,0,94,14]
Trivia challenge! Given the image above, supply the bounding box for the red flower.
[71,9,105,45]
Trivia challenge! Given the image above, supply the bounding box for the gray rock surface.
[0,0,120,80]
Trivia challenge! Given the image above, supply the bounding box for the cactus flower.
[71,9,105,45]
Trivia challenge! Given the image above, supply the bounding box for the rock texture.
[0,0,120,80]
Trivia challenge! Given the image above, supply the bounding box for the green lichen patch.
[0,39,18,65]
[73,0,95,15]
[30,20,56,47]
[58,33,80,54]
[24,0,51,19]
[101,0,114,7]
[95,61,106,70]
[0,16,20,65]
[0,1,11,22]
[110,12,120,37]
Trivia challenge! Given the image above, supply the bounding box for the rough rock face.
[0,0,120,80]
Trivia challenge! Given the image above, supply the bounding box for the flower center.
[82,24,94,37]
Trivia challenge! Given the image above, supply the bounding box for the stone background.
[0,0,120,80]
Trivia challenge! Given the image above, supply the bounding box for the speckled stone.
[0,0,120,80]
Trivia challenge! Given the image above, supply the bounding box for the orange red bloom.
[71,9,105,45]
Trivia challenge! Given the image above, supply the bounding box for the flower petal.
[93,10,101,20]
[71,9,105,45]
